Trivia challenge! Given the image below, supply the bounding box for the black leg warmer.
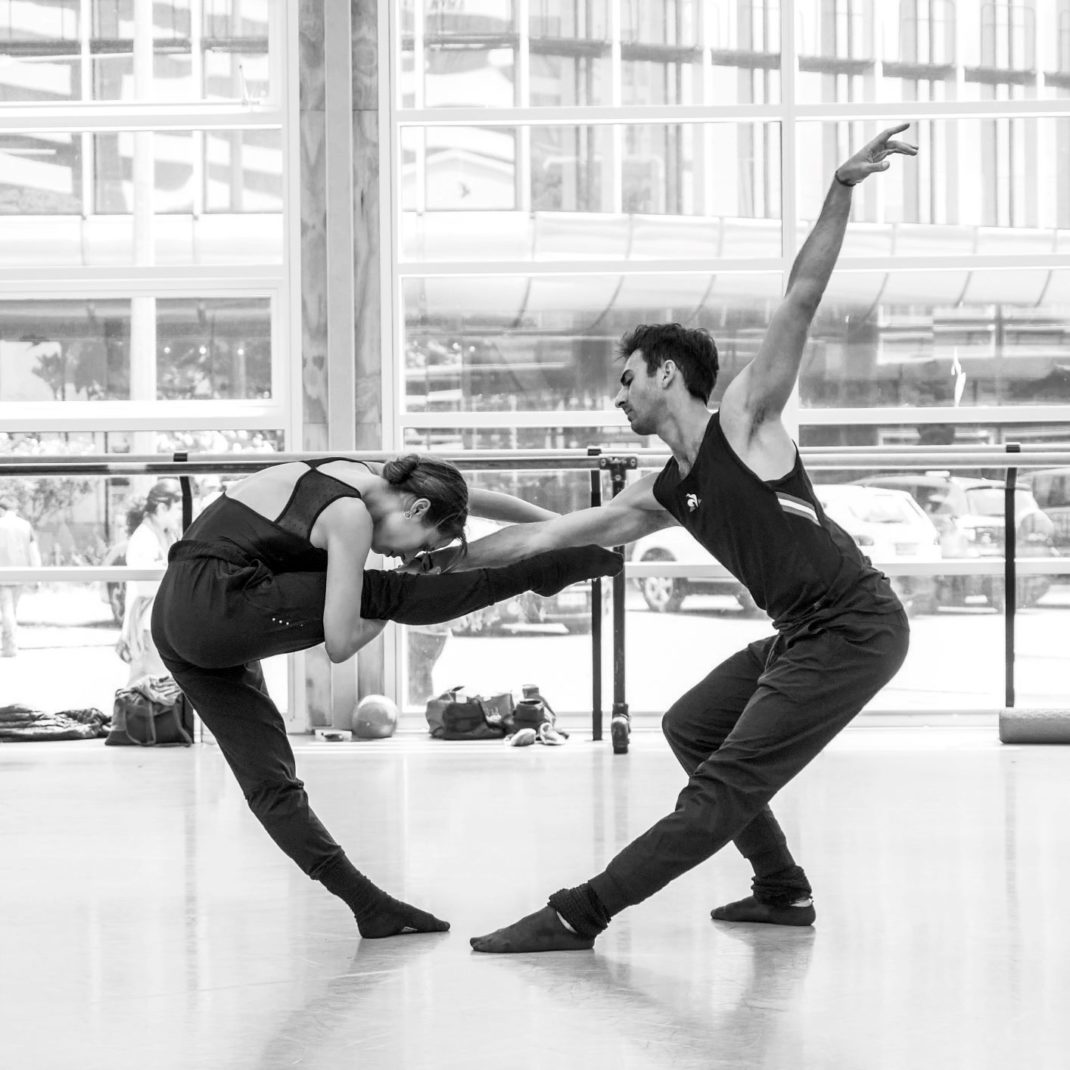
[751,864,812,906]
[548,883,613,940]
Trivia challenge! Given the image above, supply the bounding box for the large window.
[0,1,292,717]
[389,0,1070,714]
[390,0,1070,462]
[0,0,289,438]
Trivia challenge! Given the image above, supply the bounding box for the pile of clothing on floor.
[0,704,109,742]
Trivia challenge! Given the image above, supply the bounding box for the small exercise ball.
[352,694,398,740]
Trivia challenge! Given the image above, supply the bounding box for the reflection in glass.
[0,134,82,215]
[95,132,195,214]
[795,0,1062,104]
[97,130,283,216]
[0,0,81,103]
[399,0,782,108]
[156,298,271,400]
[405,421,640,457]
[402,272,780,414]
[88,0,271,102]
[1,127,280,221]
[0,299,129,401]
[421,0,517,108]
[797,118,1070,232]
[0,297,271,402]
[800,269,1070,416]
[530,0,611,106]
[401,127,518,211]
[401,123,781,255]
[533,125,613,211]
[401,265,1070,423]
[0,430,283,567]
[204,129,282,213]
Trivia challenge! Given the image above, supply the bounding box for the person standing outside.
[0,493,42,658]
[440,126,918,951]
[117,480,182,682]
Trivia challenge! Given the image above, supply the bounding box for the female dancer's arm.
[467,487,559,524]
[424,472,673,571]
[317,497,387,662]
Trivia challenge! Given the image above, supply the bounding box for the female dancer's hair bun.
[383,454,421,484]
[382,453,469,545]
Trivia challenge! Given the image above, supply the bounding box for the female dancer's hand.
[396,553,442,576]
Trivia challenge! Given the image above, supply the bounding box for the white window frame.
[383,0,1070,441]
[0,0,305,722]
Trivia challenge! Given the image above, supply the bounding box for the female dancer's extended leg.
[156,543,620,668]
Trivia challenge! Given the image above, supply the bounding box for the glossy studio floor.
[2,723,1067,1070]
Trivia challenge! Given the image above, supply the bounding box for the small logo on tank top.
[685,492,701,512]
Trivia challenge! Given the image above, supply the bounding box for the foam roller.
[999,708,1070,743]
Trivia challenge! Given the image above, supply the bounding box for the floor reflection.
[2,729,1069,1069]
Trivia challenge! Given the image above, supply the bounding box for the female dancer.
[151,453,619,938]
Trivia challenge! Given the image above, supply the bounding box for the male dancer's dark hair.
[618,323,720,403]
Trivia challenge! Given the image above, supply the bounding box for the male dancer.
[440,125,917,951]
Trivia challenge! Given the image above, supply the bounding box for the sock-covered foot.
[710,895,815,927]
[527,546,622,597]
[356,894,451,938]
[470,905,595,953]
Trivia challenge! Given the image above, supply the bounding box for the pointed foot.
[711,895,815,927]
[470,906,595,953]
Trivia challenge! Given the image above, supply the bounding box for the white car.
[814,484,942,613]
[630,526,760,614]
[631,484,942,615]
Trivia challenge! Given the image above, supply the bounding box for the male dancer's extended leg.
[471,612,908,952]
[661,638,814,924]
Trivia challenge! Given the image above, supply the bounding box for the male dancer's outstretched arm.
[423,472,676,571]
[719,123,917,480]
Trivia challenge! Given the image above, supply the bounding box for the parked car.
[450,518,606,635]
[631,485,942,615]
[630,526,760,614]
[812,484,942,614]
[1024,468,1070,552]
[853,473,1058,610]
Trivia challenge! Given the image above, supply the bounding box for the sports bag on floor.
[106,675,195,747]
[425,687,515,740]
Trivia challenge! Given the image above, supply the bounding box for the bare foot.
[470,905,595,953]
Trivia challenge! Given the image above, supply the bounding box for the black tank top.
[177,458,366,573]
[653,414,900,632]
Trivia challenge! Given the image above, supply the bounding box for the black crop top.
[178,458,367,573]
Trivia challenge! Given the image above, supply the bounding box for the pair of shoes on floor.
[537,722,566,746]
[505,728,537,747]
[504,723,567,747]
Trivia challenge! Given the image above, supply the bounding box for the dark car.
[853,473,1058,610]
[1025,468,1070,552]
